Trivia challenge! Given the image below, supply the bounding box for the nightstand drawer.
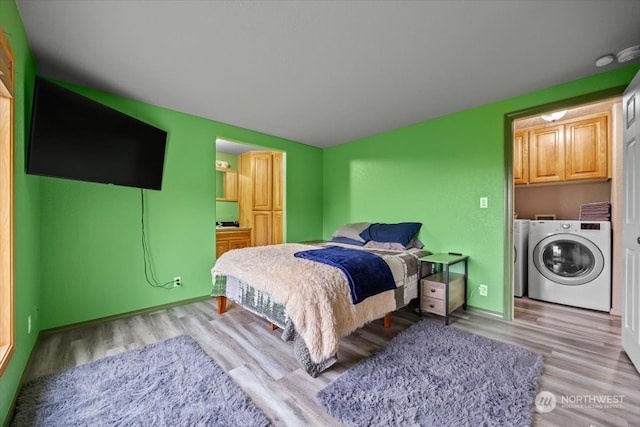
[421,272,464,298]
[422,296,446,316]
[421,280,446,299]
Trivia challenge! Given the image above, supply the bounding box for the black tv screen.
[27,77,167,190]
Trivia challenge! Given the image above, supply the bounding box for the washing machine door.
[532,234,604,286]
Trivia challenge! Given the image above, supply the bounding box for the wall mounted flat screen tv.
[27,77,168,190]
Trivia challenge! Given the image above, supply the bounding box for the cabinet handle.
[430,288,436,292]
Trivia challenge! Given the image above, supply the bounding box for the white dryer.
[528,220,611,312]
[513,220,529,297]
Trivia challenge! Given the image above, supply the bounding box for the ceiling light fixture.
[617,45,640,63]
[541,110,567,122]
[595,54,615,67]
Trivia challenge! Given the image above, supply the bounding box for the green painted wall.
[0,1,40,424]
[323,64,640,314]
[215,151,238,222]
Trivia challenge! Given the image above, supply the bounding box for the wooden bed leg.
[383,313,392,328]
[270,323,278,331]
[217,296,227,314]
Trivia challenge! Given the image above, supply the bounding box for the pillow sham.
[359,222,422,247]
[331,222,371,243]
[331,236,366,246]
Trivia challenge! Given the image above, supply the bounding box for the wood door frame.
[503,86,626,321]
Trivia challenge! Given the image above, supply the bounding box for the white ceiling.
[16,0,640,149]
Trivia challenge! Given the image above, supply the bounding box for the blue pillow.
[359,222,422,247]
[331,236,366,246]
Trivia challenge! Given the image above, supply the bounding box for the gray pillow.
[331,222,371,243]
[364,237,425,251]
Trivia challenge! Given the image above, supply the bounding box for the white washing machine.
[514,219,529,297]
[528,220,611,312]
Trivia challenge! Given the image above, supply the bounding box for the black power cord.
[141,189,175,289]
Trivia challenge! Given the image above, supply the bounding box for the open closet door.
[622,69,640,373]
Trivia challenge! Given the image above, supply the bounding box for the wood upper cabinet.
[239,151,283,246]
[529,124,565,184]
[513,130,529,185]
[564,115,608,181]
[216,168,237,201]
[516,113,609,185]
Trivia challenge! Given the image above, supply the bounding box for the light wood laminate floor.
[21,297,640,426]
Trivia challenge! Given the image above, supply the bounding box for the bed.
[210,222,430,376]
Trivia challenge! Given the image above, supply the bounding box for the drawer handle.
[430,289,436,293]
[429,304,435,308]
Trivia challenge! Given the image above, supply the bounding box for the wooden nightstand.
[418,253,468,324]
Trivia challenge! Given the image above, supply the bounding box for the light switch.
[480,197,488,208]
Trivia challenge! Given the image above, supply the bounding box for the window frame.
[0,26,15,377]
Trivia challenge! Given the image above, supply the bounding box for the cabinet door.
[216,240,230,259]
[223,169,238,201]
[529,125,564,183]
[272,152,283,211]
[273,210,283,244]
[565,115,608,180]
[252,211,273,246]
[229,239,250,250]
[251,152,273,211]
[513,130,529,185]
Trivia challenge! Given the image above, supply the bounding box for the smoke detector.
[616,45,640,63]
[595,54,615,67]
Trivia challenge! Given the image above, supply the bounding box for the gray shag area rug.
[317,319,543,427]
[11,335,271,427]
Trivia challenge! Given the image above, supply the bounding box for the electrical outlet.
[480,197,488,208]
[479,284,488,297]
[28,315,32,334]
[174,276,182,287]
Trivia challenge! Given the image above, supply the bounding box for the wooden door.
[529,125,564,183]
[251,152,272,211]
[513,130,529,185]
[565,115,608,180]
[252,211,273,246]
[622,70,640,374]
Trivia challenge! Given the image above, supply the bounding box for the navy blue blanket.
[293,246,395,304]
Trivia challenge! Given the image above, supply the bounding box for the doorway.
[504,88,626,320]
[215,137,286,247]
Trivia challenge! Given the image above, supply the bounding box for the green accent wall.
[0,1,40,424]
[323,63,640,314]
